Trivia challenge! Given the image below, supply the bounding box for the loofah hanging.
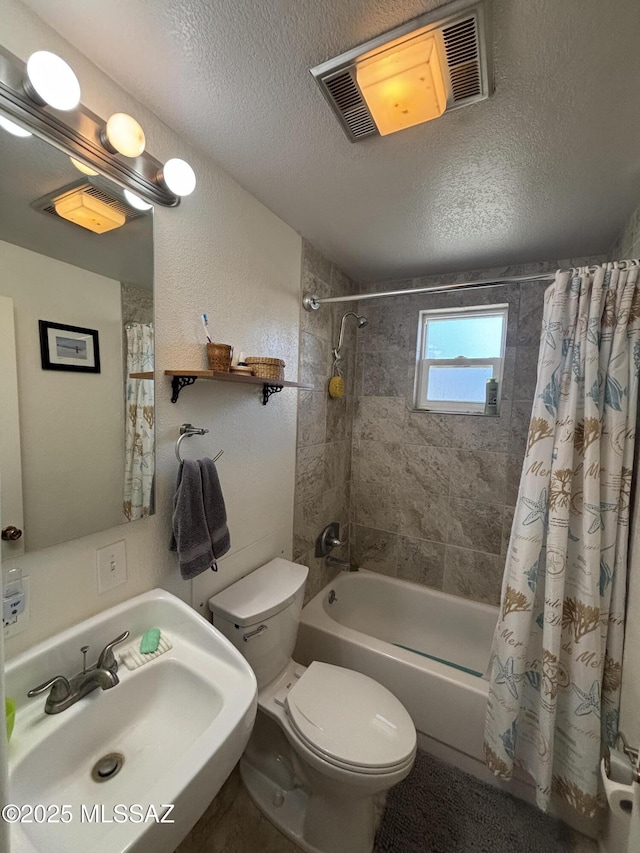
[328,375,345,398]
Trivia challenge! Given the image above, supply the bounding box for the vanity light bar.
[0,45,196,206]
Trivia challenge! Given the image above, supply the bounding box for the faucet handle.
[28,675,71,702]
[316,522,349,558]
[97,630,130,673]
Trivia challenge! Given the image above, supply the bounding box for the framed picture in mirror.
[38,320,101,373]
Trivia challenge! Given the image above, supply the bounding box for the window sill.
[409,408,503,417]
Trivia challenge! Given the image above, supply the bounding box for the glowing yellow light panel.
[54,190,125,234]
[356,33,446,136]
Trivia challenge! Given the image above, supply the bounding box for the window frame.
[413,304,508,414]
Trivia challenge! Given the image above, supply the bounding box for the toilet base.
[240,757,383,853]
[240,712,387,853]
[240,758,320,853]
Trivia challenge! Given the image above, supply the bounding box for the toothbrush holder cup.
[207,342,233,372]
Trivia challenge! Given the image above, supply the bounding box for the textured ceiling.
[0,129,153,288]
[17,0,640,281]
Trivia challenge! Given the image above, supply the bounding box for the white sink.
[5,589,258,853]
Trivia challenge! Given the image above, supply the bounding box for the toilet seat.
[284,661,416,775]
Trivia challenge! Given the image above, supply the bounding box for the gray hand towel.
[170,458,231,579]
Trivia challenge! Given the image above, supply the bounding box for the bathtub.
[295,570,499,776]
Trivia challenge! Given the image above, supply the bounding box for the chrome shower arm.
[334,311,359,359]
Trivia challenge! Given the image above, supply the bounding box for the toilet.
[208,558,416,853]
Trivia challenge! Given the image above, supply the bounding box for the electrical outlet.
[97,540,127,594]
[3,575,30,638]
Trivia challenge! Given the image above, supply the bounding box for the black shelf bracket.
[262,384,283,405]
[170,374,287,405]
[170,375,198,403]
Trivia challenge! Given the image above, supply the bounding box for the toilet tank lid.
[208,558,309,626]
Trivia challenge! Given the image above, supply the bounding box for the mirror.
[0,125,154,556]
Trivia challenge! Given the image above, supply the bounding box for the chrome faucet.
[27,630,129,714]
[324,555,352,571]
[315,522,351,571]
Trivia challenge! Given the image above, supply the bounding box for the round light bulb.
[160,158,196,196]
[124,189,153,211]
[103,113,146,158]
[69,157,98,176]
[0,115,32,137]
[25,51,80,111]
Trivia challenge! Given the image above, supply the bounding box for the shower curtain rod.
[302,271,555,311]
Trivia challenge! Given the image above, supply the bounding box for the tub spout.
[324,556,351,572]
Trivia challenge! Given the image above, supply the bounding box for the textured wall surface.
[293,241,356,603]
[1,0,302,659]
[350,256,606,607]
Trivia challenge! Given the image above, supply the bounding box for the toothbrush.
[201,313,212,343]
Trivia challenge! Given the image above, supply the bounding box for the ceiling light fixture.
[24,50,81,111]
[101,113,146,158]
[123,189,153,211]
[0,115,32,137]
[0,43,194,205]
[356,34,446,136]
[70,157,99,176]
[310,0,489,142]
[54,188,126,234]
[158,158,196,196]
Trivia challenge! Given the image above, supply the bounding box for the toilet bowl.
[209,558,416,853]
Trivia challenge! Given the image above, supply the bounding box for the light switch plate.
[97,540,127,594]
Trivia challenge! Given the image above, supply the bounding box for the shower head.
[334,311,368,359]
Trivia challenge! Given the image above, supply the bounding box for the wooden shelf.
[129,371,154,379]
[165,370,313,405]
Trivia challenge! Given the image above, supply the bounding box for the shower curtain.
[123,322,154,520]
[484,264,640,818]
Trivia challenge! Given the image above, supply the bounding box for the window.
[413,304,508,413]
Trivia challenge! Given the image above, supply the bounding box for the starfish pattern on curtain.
[484,264,640,818]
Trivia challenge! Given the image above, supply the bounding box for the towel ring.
[175,423,223,464]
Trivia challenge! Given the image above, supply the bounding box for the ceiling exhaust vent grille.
[325,72,377,140]
[311,0,490,143]
[442,17,481,102]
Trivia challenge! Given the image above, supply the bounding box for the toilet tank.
[208,558,309,688]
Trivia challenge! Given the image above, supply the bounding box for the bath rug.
[374,750,574,853]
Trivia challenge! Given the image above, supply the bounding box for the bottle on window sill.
[485,378,498,415]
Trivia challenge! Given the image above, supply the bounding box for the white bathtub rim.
[323,569,499,619]
[301,570,496,697]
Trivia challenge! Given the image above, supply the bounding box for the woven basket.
[245,356,285,381]
[207,342,233,372]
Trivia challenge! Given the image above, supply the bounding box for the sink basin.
[6,589,258,853]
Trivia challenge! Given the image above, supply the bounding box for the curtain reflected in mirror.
[124,322,154,520]
[0,126,154,557]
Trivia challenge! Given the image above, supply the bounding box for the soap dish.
[119,633,173,670]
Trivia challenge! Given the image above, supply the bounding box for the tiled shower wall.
[611,198,640,259]
[293,241,357,601]
[350,256,606,606]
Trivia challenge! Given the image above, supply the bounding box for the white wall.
[1,0,302,657]
[0,240,124,550]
